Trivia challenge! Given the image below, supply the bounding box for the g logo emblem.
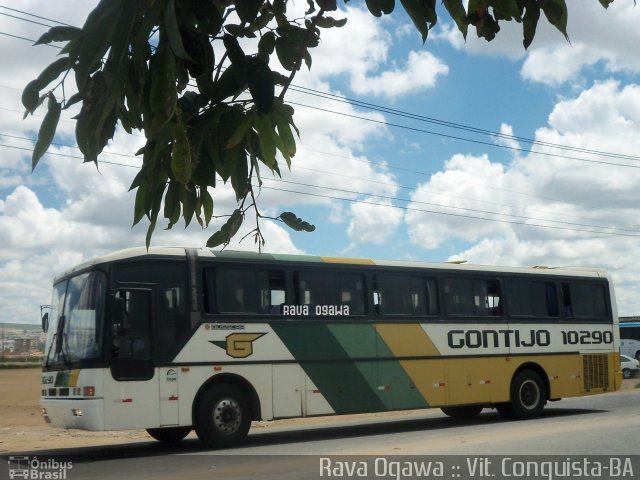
[211,333,266,358]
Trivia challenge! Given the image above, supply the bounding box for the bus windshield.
[44,271,106,367]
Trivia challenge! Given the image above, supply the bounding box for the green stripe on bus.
[328,324,429,410]
[272,324,385,413]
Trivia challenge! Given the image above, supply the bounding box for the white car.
[621,354,639,379]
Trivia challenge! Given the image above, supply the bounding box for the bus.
[619,321,640,360]
[40,247,621,448]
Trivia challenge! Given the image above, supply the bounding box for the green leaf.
[149,37,177,134]
[74,0,124,91]
[163,0,195,61]
[133,184,147,226]
[316,0,338,10]
[258,31,277,56]
[21,81,40,115]
[225,109,256,149]
[163,181,181,228]
[442,0,468,39]
[522,2,541,49]
[247,56,275,114]
[365,0,395,17]
[399,0,437,43]
[206,209,244,248]
[235,0,264,23]
[598,0,614,9]
[231,151,249,201]
[31,94,61,171]
[202,189,214,227]
[279,212,316,232]
[22,57,74,115]
[253,113,277,169]
[489,0,521,20]
[180,186,196,227]
[540,0,569,42]
[34,26,82,45]
[315,16,349,28]
[171,115,192,184]
[222,33,247,69]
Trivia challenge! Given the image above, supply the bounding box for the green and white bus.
[40,247,621,447]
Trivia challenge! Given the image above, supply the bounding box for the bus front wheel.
[441,405,483,419]
[146,426,191,443]
[508,369,547,419]
[195,384,251,448]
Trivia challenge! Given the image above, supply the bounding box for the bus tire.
[509,369,546,419]
[195,384,251,448]
[146,426,191,443]
[441,405,483,419]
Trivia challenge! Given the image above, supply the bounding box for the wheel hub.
[519,379,541,410]
[213,398,241,434]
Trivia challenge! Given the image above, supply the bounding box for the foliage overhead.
[23,0,618,248]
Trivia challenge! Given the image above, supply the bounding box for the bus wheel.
[509,370,546,419]
[440,405,483,419]
[146,426,191,443]
[195,384,251,448]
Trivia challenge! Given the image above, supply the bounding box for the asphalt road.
[3,389,639,480]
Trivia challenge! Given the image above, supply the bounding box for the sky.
[1,1,640,324]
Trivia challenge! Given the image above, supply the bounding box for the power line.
[4,140,639,239]
[4,131,640,231]
[0,30,60,48]
[258,184,640,239]
[260,177,640,235]
[0,5,71,27]
[0,11,54,29]
[288,84,640,162]
[289,101,640,170]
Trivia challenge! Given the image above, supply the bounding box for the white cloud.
[404,81,640,315]
[347,200,404,245]
[297,6,448,100]
[350,50,449,99]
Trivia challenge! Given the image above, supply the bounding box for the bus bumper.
[41,398,105,431]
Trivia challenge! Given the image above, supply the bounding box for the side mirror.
[41,312,49,333]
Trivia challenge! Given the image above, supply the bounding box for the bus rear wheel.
[508,370,547,419]
[195,384,251,448]
[441,405,483,419]
[146,426,191,443]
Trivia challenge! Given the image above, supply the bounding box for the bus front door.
[104,288,160,430]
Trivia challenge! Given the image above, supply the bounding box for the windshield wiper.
[44,332,57,368]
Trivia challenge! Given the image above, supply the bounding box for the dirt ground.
[1,367,637,454]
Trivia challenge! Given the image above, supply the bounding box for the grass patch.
[635,382,640,389]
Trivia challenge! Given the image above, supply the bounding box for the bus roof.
[54,246,611,282]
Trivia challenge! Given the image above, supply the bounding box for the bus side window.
[112,289,151,359]
[374,275,428,316]
[261,271,286,315]
[561,283,607,319]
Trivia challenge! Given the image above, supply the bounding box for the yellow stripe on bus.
[320,256,375,265]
